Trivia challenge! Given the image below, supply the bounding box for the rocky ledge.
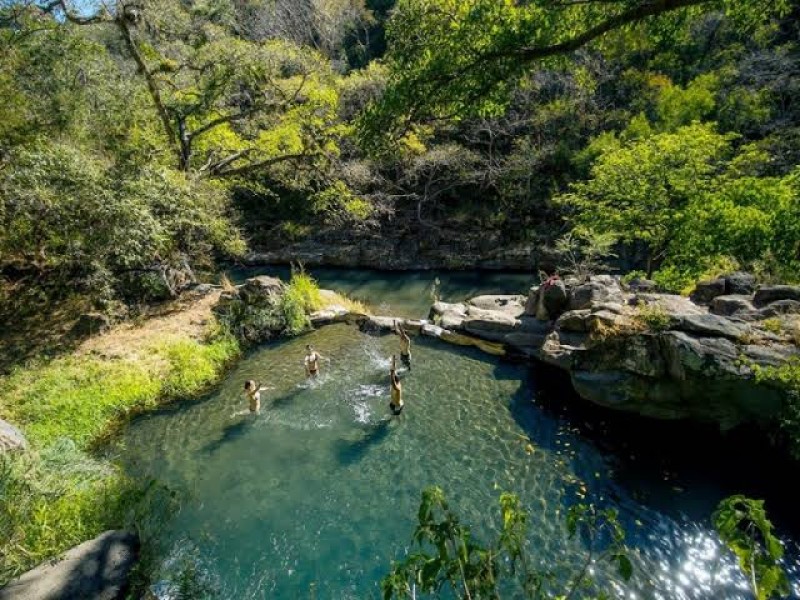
[427,274,799,429]
[0,530,138,600]
[216,274,799,430]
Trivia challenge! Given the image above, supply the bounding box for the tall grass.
[0,327,240,583]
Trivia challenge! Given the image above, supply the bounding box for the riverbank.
[0,275,367,590]
[0,287,241,585]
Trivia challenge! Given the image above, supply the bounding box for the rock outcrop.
[0,419,26,453]
[427,274,799,430]
[0,530,138,600]
[213,276,287,343]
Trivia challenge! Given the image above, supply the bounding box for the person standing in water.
[243,379,268,414]
[389,355,404,416]
[396,323,412,371]
[304,344,326,377]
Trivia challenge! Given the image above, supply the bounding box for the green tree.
[358,0,789,151]
[713,496,790,600]
[382,486,632,599]
[555,122,734,276]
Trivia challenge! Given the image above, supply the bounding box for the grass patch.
[0,333,239,449]
[635,304,671,332]
[761,317,783,335]
[0,324,240,583]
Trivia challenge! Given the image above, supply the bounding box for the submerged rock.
[0,530,138,600]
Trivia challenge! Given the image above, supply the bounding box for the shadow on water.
[526,361,800,535]
[201,417,254,455]
[335,418,394,466]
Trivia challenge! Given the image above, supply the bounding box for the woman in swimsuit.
[389,355,403,416]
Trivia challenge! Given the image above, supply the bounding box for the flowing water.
[116,268,800,599]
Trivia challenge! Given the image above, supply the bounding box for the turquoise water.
[229,265,534,318]
[116,269,800,599]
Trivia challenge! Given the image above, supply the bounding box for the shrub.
[760,318,783,335]
[636,304,671,331]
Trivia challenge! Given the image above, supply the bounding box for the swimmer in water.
[304,344,327,377]
[243,379,269,414]
[389,355,403,416]
[396,323,412,371]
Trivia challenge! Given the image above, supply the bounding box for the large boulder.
[467,295,526,317]
[0,419,26,453]
[723,272,757,295]
[757,300,800,319]
[238,276,284,306]
[710,295,755,317]
[568,280,623,311]
[675,314,749,341]
[0,530,138,600]
[689,278,726,304]
[753,285,800,308]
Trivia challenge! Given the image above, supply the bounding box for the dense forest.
[2,0,800,597]
[1,0,798,316]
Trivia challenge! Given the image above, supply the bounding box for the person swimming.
[389,355,403,416]
[304,344,325,377]
[396,323,412,371]
[243,379,268,414]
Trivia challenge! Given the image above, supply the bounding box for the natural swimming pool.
[116,269,800,599]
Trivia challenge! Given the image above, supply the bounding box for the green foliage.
[0,333,239,448]
[712,496,790,600]
[655,73,718,131]
[555,230,617,281]
[557,123,800,286]
[0,440,179,585]
[635,304,671,332]
[358,0,787,151]
[761,318,783,335]
[382,486,632,599]
[0,142,244,300]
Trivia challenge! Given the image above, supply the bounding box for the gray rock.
[360,315,400,333]
[753,285,800,308]
[463,307,520,334]
[523,285,540,316]
[430,301,467,317]
[635,294,705,317]
[661,332,741,380]
[0,530,138,600]
[757,300,800,318]
[309,308,349,326]
[723,272,757,295]
[467,295,526,317]
[568,281,622,311]
[440,313,466,330]
[239,276,284,306]
[626,278,657,292]
[675,314,749,341]
[70,313,111,337]
[556,310,591,332]
[0,419,26,452]
[504,332,548,348]
[421,323,447,338]
[742,344,800,368]
[689,278,726,304]
[710,295,755,317]
[541,280,568,319]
